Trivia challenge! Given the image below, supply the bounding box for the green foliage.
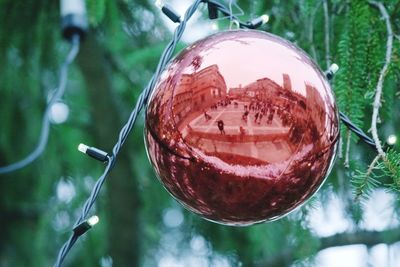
[352,161,382,202]
[352,148,400,202]
[331,0,400,203]
[86,0,106,26]
[383,150,400,192]
[334,0,370,129]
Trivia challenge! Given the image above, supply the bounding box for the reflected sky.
[198,35,325,96]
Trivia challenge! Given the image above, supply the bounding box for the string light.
[78,143,109,162]
[249,14,269,28]
[60,0,88,41]
[87,215,100,226]
[60,0,86,17]
[261,14,270,24]
[211,22,219,30]
[0,37,80,175]
[325,63,339,80]
[154,0,163,9]
[387,134,397,145]
[73,215,99,237]
[0,0,87,175]
[155,0,181,23]
[53,1,203,265]
[49,102,70,124]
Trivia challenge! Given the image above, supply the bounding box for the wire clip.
[78,144,109,162]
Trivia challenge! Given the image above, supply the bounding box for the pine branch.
[368,1,393,157]
[320,227,400,249]
[338,136,343,159]
[334,1,371,166]
[253,226,400,267]
[381,150,400,191]
[363,1,400,191]
[344,130,351,168]
[353,155,381,201]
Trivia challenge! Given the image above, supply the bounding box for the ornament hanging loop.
[229,19,240,30]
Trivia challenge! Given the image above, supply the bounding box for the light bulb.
[60,0,86,16]
[60,0,88,40]
[261,14,269,24]
[49,102,69,124]
[330,63,339,74]
[155,0,164,9]
[211,22,219,30]
[387,134,397,145]
[87,215,99,226]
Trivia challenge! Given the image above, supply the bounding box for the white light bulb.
[78,143,89,154]
[211,22,219,31]
[330,63,339,74]
[155,0,164,9]
[261,14,269,24]
[387,134,397,145]
[87,215,99,226]
[60,0,86,16]
[49,102,69,124]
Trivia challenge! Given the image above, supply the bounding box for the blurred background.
[0,0,400,266]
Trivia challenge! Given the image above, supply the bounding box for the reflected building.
[172,74,193,122]
[228,85,245,99]
[305,83,326,134]
[191,64,227,111]
[171,64,227,128]
[149,65,333,167]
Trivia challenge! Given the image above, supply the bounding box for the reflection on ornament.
[145,30,339,225]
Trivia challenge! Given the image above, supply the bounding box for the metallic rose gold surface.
[145,30,339,225]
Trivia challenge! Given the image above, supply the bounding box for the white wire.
[0,35,80,175]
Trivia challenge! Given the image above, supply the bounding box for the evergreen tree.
[0,0,399,266]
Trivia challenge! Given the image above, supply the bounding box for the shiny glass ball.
[145,30,339,225]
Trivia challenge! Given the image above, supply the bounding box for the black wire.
[0,35,80,175]
[339,111,377,149]
[324,72,378,151]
